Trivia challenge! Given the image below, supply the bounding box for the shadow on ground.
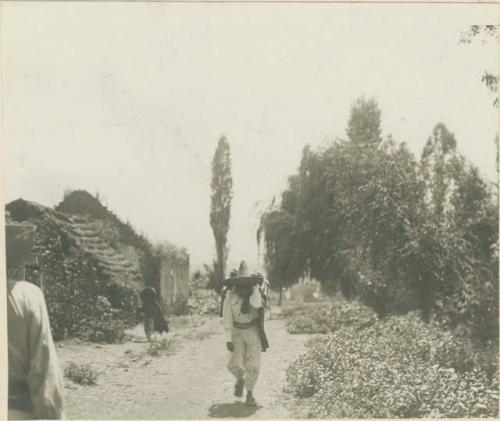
[208,402,261,418]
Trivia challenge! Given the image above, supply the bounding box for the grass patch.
[64,362,98,386]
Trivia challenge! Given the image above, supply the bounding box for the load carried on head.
[219,261,269,312]
[221,272,264,288]
[220,261,263,286]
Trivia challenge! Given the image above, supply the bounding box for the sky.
[2,2,498,271]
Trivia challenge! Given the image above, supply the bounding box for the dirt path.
[58,314,308,419]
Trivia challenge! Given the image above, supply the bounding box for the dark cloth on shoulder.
[151,301,169,333]
[257,306,269,352]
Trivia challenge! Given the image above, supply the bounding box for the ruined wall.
[157,248,190,315]
[6,199,143,340]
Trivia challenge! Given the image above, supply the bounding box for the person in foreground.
[222,261,268,407]
[6,222,65,420]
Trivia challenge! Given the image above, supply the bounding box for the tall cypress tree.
[210,135,233,288]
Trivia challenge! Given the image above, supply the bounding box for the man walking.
[222,261,267,407]
[6,222,65,420]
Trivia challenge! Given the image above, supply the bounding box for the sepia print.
[1,1,499,419]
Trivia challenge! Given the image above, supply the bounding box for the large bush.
[286,303,333,334]
[73,296,127,343]
[286,312,498,418]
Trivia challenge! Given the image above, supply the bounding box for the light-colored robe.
[7,280,65,420]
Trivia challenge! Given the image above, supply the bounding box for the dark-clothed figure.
[137,287,169,340]
[6,223,65,420]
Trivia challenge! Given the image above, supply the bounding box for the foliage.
[210,136,233,288]
[257,209,302,293]
[64,362,99,386]
[460,25,498,107]
[286,306,333,334]
[199,261,219,291]
[153,242,190,263]
[285,300,378,335]
[259,97,498,340]
[10,191,190,341]
[346,96,382,145]
[289,280,321,303]
[6,199,140,342]
[74,296,127,343]
[286,311,499,418]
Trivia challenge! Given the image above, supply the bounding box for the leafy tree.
[258,209,301,305]
[460,25,498,106]
[420,123,463,223]
[209,135,233,289]
[346,96,382,145]
[260,97,498,339]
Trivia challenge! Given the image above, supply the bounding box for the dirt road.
[58,314,307,419]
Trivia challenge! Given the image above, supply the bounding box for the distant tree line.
[258,97,498,340]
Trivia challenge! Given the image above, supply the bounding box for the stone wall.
[157,251,190,315]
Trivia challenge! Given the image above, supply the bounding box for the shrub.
[64,362,98,386]
[280,302,307,318]
[285,300,378,334]
[72,296,126,343]
[304,334,330,349]
[286,312,499,418]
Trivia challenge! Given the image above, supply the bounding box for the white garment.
[227,327,262,391]
[223,285,264,392]
[222,286,263,342]
[8,280,65,420]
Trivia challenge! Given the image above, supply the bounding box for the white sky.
[2,2,498,271]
